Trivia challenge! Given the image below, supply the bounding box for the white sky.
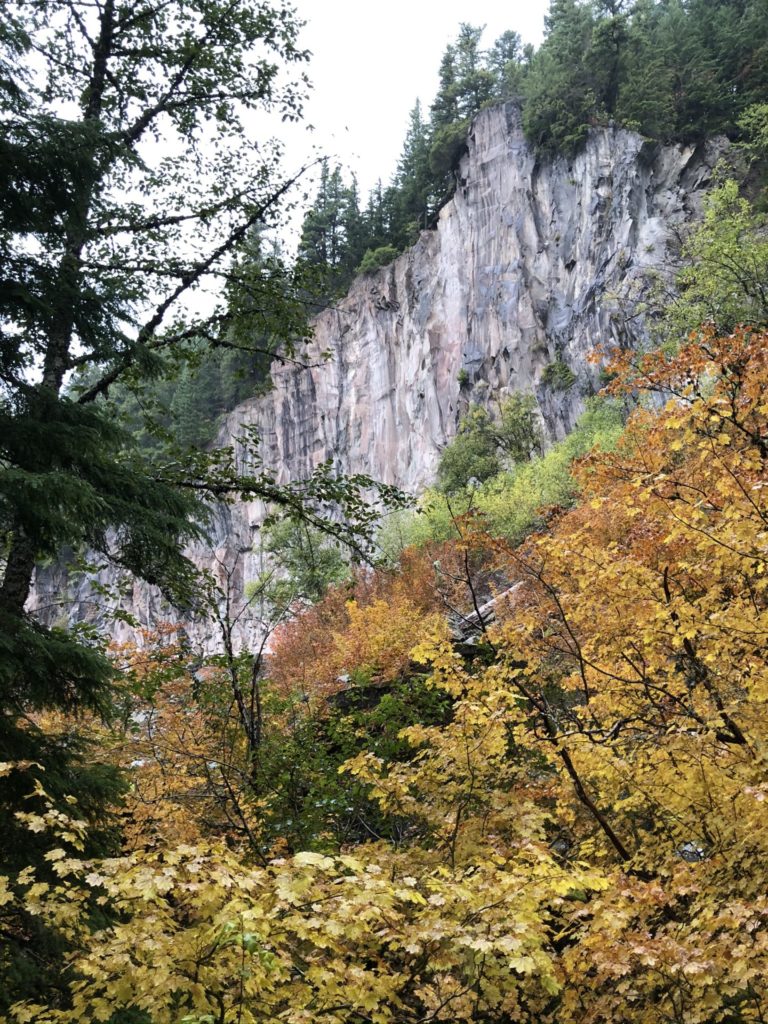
[279,0,550,201]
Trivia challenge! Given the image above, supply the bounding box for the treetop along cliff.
[298,2,768,305]
[5,326,768,1022]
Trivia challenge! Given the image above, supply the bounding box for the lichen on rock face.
[30,102,727,647]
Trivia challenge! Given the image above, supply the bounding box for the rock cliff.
[31,102,725,646]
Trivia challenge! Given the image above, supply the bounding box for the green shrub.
[661,179,768,340]
[355,245,399,275]
[436,405,500,493]
[494,393,542,461]
[378,398,625,559]
[542,359,577,390]
[476,398,623,542]
[436,394,542,494]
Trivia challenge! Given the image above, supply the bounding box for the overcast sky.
[279,0,550,202]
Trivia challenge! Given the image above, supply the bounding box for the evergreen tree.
[430,24,497,128]
[298,161,365,302]
[391,101,434,246]
[361,180,399,252]
[487,30,529,97]
[614,0,676,137]
[523,0,599,155]
[430,42,461,130]
[678,0,768,133]
[0,3,309,996]
[170,365,216,449]
[428,26,492,205]
[299,162,340,268]
[341,174,368,275]
[451,23,498,120]
[658,0,731,139]
[737,1,768,110]
[587,0,630,117]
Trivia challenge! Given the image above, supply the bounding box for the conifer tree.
[523,0,599,155]
[487,30,529,97]
[587,0,630,117]
[658,0,729,138]
[614,0,676,137]
[0,0,310,916]
[451,23,497,120]
[299,161,366,300]
[391,101,434,246]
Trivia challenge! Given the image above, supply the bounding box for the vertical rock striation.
[31,102,725,644]
[226,103,722,489]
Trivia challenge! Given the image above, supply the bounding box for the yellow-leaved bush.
[5,328,768,1023]
[5,837,602,1023]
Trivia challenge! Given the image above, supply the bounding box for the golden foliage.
[8,329,768,1022]
[266,545,458,701]
[108,626,259,850]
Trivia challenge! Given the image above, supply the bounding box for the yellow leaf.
[293,851,334,869]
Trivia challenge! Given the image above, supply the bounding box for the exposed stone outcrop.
[30,102,726,646]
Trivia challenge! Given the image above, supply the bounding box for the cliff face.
[30,103,725,645]
[233,105,721,491]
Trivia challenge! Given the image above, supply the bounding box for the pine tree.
[361,180,399,252]
[341,174,368,275]
[298,161,365,301]
[737,0,768,110]
[452,24,498,119]
[430,43,461,130]
[487,30,529,97]
[614,0,676,137]
[587,0,631,117]
[522,0,599,155]
[391,101,434,246]
[0,3,309,997]
[657,0,729,139]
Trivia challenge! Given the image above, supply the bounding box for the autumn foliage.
[5,328,768,1022]
[108,627,247,849]
[266,542,478,701]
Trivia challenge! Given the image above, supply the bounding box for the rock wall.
[233,104,721,486]
[30,102,726,647]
